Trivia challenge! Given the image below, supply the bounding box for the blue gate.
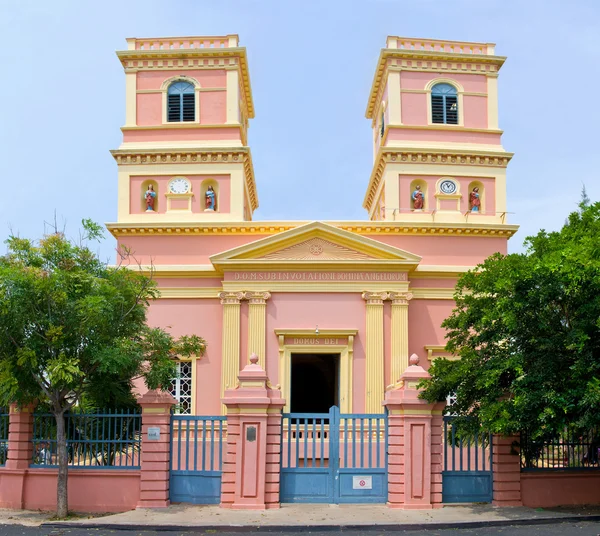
[442,416,493,503]
[280,406,387,503]
[170,415,226,504]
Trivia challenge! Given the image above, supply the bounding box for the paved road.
[3,521,600,536]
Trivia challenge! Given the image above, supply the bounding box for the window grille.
[167,81,195,122]
[170,361,193,414]
[431,83,458,125]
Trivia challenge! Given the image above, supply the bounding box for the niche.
[141,180,159,213]
[201,179,219,212]
[409,179,428,211]
[467,181,485,213]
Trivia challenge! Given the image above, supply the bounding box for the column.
[246,291,271,370]
[219,292,244,414]
[137,390,176,508]
[221,354,285,509]
[492,435,522,506]
[362,291,388,413]
[389,292,413,384]
[383,354,446,509]
[0,403,36,509]
[226,68,240,124]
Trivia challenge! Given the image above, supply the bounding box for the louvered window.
[431,83,458,125]
[167,81,195,122]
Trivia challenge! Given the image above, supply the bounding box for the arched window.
[431,83,458,125]
[167,81,195,122]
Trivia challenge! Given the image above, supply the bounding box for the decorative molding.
[388,291,413,305]
[158,287,220,298]
[425,345,459,361]
[411,288,455,299]
[363,148,513,211]
[110,147,258,211]
[362,291,389,304]
[244,291,271,304]
[218,291,244,305]
[260,237,374,261]
[116,47,255,118]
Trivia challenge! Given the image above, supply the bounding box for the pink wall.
[521,473,600,507]
[146,298,223,415]
[265,293,367,412]
[407,300,455,367]
[400,93,427,125]
[400,71,487,93]
[117,235,267,265]
[130,174,231,215]
[0,469,140,512]
[123,127,239,143]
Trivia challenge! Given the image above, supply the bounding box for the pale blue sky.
[1,0,599,261]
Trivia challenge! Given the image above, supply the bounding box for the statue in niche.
[205,186,216,211]
[470,187,481,212]
[412,185,424,211]
[145,184,157,212]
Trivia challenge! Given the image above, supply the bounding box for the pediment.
[210,221,421,269]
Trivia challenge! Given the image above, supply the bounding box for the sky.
[1,0,599,261]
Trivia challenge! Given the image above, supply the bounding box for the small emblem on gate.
[352,475,373,489]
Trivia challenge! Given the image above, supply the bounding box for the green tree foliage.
[0,220,206,517]
[420,200,600,440]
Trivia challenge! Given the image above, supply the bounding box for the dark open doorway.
[290,353,339,413]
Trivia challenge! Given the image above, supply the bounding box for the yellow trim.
[158,287,220,298]
[425,345,458,361]
[487,76,499,130]
[388,409,436,415]
[142,407,169,414]
[247,291,270,369]
[223,281,409,293]
[363,292,386,413]
[120,123,242,131]
[125,72,137,127]
[390,292,412,383]
[276,330,356,413]
[411,288,455,299]
[385,124,502,135]
[220,292,243,414]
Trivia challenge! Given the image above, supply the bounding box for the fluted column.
[362,291,388,413]
[246,291,271,369]
[389,292,413,384]
[219,291,244,414]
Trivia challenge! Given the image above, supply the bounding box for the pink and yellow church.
[108,34,517,418]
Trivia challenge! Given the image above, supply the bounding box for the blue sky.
[1,0,599,261]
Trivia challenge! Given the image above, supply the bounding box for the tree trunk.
[55,411,68,518]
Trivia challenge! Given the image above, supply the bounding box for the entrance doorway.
[290,353,339,413]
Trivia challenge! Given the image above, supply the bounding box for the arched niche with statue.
[468,180,484,213]
[201,179,219,212]
[141,179,159,213]
[409,179,428,211]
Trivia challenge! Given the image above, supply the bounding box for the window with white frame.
[170,361,192,414]
[431,83,458,125]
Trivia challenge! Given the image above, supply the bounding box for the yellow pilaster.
[226,69,240,124]
[125,72,137,127]
[362,291,388,413]
[219,291,244,414]
[245,291,271,369]
[389,292,413,383]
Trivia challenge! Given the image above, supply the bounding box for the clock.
[168,177,191,194]
[439,179,457,195]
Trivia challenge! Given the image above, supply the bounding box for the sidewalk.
[34,503,600,532]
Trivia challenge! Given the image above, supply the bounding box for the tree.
[0,220,205,518]
[419,200,600,441]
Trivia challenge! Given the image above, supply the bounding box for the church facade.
[108,35,517,417]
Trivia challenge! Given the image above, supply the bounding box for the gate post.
[0,403,36,509]
[383,354,445,509]
[137,390,176,508]
[492,435,522,506]
[221,353,285,510]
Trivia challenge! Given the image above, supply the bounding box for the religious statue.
[470,187,481,212]
[205,186,216,211]
[412,185,424,211]
[145,184,156,212]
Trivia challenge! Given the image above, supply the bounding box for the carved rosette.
[218,291,245,305]
[388,291,413,306]
[244,291,271,305]
[361,291,389,305]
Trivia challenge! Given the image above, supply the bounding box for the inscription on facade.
[228,271,407,282]
[290,338,340,345]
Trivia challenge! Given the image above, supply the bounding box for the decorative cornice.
[116,47,255,118]
[389,291,413,305]
[244,291,271,304]
[110,147,258,211]
[106,220,519,239]
[366,49,506,119]
[362,291,389,304]
[363,147,513,211]
[218,291,245,305]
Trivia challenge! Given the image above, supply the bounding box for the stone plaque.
[147,426,161,441]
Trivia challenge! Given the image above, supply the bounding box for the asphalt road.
[3,521,600,536]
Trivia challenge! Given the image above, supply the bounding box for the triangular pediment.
[210,221,421,269]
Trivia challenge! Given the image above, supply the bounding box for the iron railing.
[32,409,141,469]
[521,429,600,471]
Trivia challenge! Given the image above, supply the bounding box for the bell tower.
[364,36,512,225]
[112,35,258,223]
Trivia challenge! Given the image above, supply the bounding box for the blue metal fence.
[0,409,8,466]
[442,416,493,503]
[281,406,387,503]
[170,415,226,504]
[31,410,141,469]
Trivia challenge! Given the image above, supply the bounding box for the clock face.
[439,179,457,195]
[169,178,190,194]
